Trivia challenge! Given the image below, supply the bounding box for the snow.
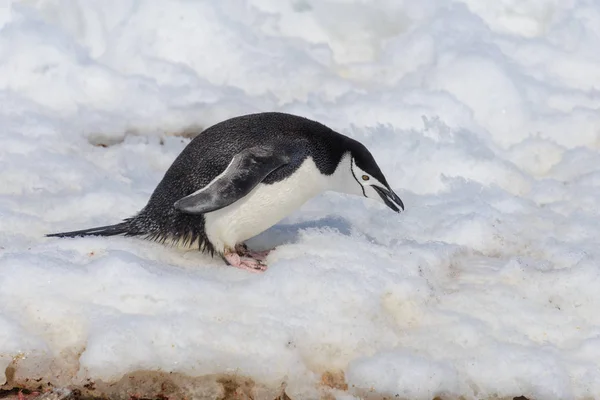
[1,0,600,399]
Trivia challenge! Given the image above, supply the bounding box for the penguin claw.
[234,243,271,262]
[224,252,268,273]
[244,250,271,262]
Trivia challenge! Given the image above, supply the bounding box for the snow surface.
[1,0,600,399]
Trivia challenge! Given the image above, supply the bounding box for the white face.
[350,157,388,203]
[330,153,404,212]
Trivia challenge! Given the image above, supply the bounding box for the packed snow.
[1,0,600,399]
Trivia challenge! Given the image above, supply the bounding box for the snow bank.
[2,0,600,398]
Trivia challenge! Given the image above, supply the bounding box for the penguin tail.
[46,221,132,238]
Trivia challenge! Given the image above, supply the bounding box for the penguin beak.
[373,185,405,212]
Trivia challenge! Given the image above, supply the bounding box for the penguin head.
[334,139,405,212]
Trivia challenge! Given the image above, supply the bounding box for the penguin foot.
[224,252,268,273]
[249,249,271,260]
[235,243,271,262]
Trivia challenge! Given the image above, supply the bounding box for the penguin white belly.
[204,157,328,252]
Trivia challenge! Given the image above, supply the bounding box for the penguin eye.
[362,175,370,181]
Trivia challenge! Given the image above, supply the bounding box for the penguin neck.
[329,152,364,196]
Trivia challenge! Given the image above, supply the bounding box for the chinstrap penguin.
[47,112,404,272]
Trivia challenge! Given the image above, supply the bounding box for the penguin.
[47,112,404,272]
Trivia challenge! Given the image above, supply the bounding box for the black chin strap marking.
[350,158,367,197]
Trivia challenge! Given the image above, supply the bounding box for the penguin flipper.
[174,145,292,214]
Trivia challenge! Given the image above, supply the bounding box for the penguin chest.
[203,157,327,252]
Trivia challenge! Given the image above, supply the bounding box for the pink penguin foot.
[246,249,271,261]
[224,252,267,273]
[234,244,272,262]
